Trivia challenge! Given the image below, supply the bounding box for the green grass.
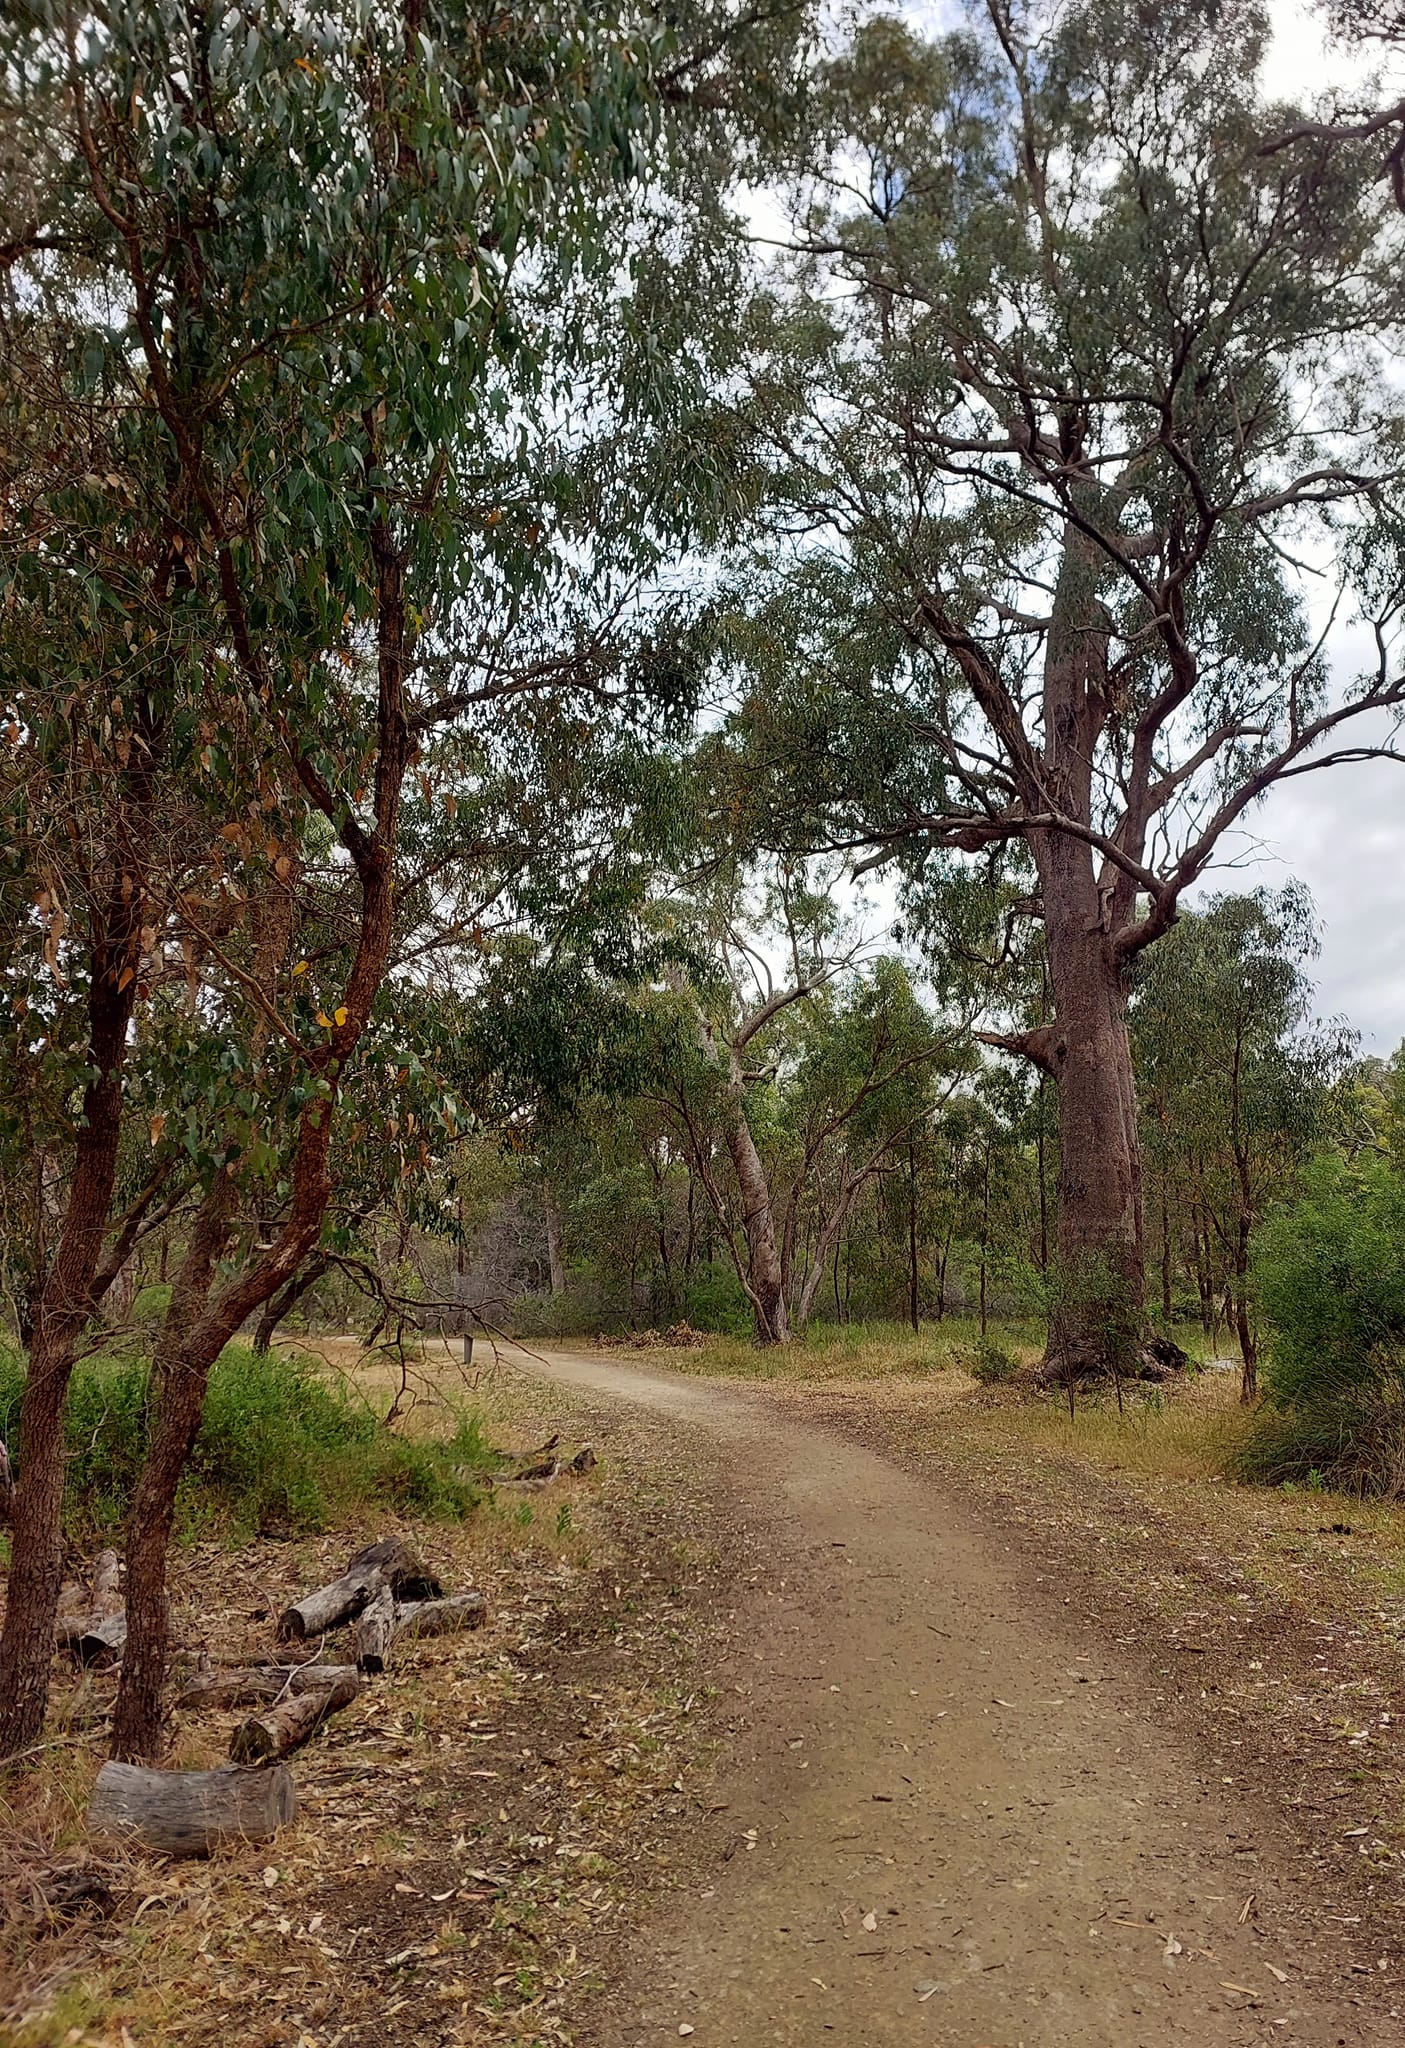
[0,1341,497,1541]
[1231,1389,1405,1501]
[640,1315,1044,1380]
[612,1314,1221,1383]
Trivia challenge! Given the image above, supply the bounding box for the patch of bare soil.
[0,1385,745,2048]
[505,1347,1405,2048]
[771,1373,1405,1916]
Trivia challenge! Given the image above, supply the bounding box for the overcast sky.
[1210,4,1405,1050]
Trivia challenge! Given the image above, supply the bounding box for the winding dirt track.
[508,1346,1394,2048]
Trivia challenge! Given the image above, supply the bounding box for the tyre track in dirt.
[507,1345,1400,2048]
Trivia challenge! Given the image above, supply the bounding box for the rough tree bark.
[109,502,415,1763]
[543,1189,566,1298]
[252,1255,329,1355]
[0,782,154,1757]
[110,1171,238,1758]
[972,526,1185,1385]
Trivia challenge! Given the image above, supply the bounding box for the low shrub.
[0,1342,494,1540]
[1235,1156,1405,1499]
[960,1336,1019,1386]
[1233,1390,1405,1499]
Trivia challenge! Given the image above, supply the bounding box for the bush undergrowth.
[1236,1157,1405,1500]
[0,1341,495,1541]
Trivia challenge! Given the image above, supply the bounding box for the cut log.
[76,1611,127,1667]
[177,1664,359,1712]
[229,1671,360,1763]
[89,1761,296,1858]
[57,1550,126,1654]
[393,1592,487,1640]
[90,1548,123,1611]
[278,1540,441,1641]
[354,1585,397,1675]
[344,1538,442,1602]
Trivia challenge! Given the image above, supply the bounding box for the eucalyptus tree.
[645,857,960,1341]
[1264,1,1405,206]
[723,0,1405,1377]
[0,0,751,1761]
[1132,887,1352,1397]
[651,858,859,1343]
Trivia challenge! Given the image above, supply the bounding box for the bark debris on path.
[508,1345,1398,2048]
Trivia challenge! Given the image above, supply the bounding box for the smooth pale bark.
[721,1098,790,1345]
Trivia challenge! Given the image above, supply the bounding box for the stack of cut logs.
[80,1431,592,1856]
[82,1535,487,1857]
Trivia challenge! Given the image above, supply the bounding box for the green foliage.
[962,1336,1019,1386]
[1234,1157,1405,1497]
[1254,1157,1405,1408]
[681,1266,755,1339]
[0,1344,492,1540]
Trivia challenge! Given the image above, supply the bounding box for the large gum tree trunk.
[1034,842,1147,1381]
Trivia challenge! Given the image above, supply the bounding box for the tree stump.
[354,1586,397,1675]
[89,1762,296,1858]
[76,1612,127,1667]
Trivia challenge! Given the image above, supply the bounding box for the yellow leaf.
[292,960,309,976]
[333,1006,348,1027]
[316,1010,333,1028]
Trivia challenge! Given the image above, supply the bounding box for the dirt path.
[506,1345,1397,2048]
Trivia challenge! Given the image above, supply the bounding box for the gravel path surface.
[511,1345,1397,2048]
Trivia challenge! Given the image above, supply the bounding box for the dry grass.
[595,1315,1047,1383]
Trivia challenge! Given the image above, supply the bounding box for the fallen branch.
[89,1760,297,1857]
[393,1592,487,1641]
[57,1549,126,1663]
[488,1444,596,1492]
[177,1664,359,1712]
